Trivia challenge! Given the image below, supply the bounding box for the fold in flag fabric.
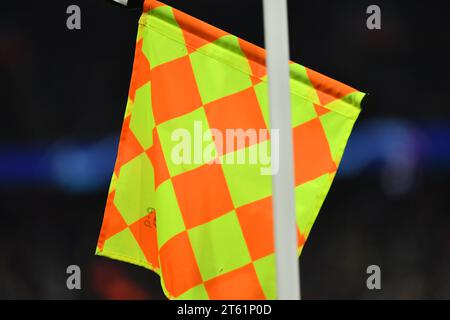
[96,0,365,300]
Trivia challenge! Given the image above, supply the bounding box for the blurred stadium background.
[1,0,449,299]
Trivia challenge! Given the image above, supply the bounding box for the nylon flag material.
[96,0,365,300]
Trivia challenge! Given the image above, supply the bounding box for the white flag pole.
[262,0,301,300]
[111,0,129,5]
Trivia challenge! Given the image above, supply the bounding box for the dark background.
[1,0,449,299]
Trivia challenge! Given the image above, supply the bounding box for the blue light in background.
[0,119,449,193]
